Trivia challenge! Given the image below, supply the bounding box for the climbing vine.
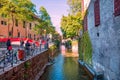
[79,31,93,65]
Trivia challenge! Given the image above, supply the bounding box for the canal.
[39,52,91,80]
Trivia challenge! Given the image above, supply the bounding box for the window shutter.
[114,0,120,16]
[84,15,88,31]
[94,0,100,26]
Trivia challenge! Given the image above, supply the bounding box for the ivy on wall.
[79,31,93,65]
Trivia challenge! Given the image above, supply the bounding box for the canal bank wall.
[0,50,49,80]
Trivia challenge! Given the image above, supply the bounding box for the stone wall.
[87,0,120,80]
[0,50,49,80]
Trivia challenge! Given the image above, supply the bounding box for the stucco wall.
[87,0,120,80]
[0,17,37,39]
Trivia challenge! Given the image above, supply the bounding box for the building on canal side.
[0,15,39,40]
[81,0,120,80]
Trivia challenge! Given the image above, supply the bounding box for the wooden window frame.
[94,0,100,27]
[23,21,26,28]
[1,21,7,25]
[15,19,18,27]
[114,0,120,16]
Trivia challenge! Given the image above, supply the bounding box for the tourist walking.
[25,40,31,57]
[6,39,12,62]
[39,38,42,51]
[20,39,24,48]
[6,39,12,53]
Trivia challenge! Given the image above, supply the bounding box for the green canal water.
[39,52,91,80]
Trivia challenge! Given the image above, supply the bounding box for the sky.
[31,0,69,35]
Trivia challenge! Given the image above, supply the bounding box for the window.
[23,21,26,28]
[28,34,31,39]
[94,0,100,26]
[84,15,88,31]
[1,21,4,25]
[30,34,31,39]
[114,0,120,16]
[29,23,32,29]
[15,19,18,27]
[9,31,12,36]
[18,32,20,37]
[28,34,30,38]
[1,21,7,25]
[34,34,36,40]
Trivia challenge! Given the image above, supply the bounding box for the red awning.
[35,41,39,46]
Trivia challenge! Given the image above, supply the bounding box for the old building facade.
[82,0,120,80]
[0,16,38,40]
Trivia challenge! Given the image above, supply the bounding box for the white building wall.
[84,0,91,11]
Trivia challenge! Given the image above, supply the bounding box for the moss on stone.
[79,31,93,65]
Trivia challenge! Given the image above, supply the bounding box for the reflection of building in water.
[72,45,78,54]
[61,45,66,55]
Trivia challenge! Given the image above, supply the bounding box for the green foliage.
[0,0,36,37]
[54,39,60,48]
[50,45,57,51]
[39,6,52,25]
[79,31,93,65]
[24,73,28,79]
[0,0,36,20]
[34,6,55,36]
[61,12,82,38]
[24,61,31,69]
[67,0,81,14]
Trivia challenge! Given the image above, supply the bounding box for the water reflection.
[39,53,91,80]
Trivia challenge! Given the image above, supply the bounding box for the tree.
[34,6,55,37]
[60,0,83,38]
[0,0,36,37]
[67,0,81,14]
[61,12,82,38]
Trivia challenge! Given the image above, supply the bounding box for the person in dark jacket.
[25,40,31,57]
[20,39,24,48]
[6,39,12,51]
[6,39,12,62]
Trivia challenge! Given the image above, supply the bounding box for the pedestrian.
[6,39,12,53]
[32,41,36,49]
[20,39,24,49]
[46,38,49,49]
[25,40,31,57]
[42,39,46,49]
[6,39,12,62]
[39,38,42,51]
[18,39,25,61]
